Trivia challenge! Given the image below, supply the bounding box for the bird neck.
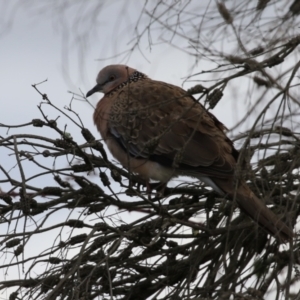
[107,71,147,96]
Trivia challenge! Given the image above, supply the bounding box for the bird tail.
[213,178,293,243]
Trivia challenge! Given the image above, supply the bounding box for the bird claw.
[146,182,167,198]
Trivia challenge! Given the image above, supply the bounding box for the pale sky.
[0,1,298,298]
[0,2,206,295]
[0,1,198,123]
[0,1,244,133]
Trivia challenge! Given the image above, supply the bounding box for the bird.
[86,64,293,243]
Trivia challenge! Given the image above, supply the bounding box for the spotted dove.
[87,64,293,242]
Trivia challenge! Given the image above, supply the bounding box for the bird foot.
[146,182,167,198]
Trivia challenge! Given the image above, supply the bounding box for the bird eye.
[109,75,115,81]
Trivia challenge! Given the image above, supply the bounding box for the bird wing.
[107,79,238,179]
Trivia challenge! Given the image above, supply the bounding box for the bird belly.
[140,161,175,182]
[106,138,174,182]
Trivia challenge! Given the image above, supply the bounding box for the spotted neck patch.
[108,71,147,96]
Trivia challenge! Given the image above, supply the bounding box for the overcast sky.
[1,1,298,298]
[0,1,199,129]
[0,0,241,202]
[0,2,204,295]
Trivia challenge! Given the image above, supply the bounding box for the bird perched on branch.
[87,64,293,243]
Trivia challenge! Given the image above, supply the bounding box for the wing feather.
[108,79,238,178]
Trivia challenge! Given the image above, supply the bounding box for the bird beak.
[86,83,103,97]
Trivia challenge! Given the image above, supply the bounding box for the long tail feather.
[213,178,293,243]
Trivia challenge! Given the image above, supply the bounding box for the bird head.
[86,64,136,97]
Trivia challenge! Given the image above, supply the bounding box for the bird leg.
[146,181,167,197]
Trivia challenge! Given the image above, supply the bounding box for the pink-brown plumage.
[87,64,293,243]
